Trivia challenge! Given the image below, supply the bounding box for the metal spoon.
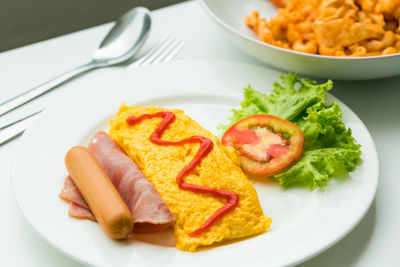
[0,7,151,117]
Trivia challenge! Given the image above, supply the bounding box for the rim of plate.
[11,60,379,267]
[200,0,400,61]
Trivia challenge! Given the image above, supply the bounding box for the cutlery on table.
[0,7,151,117]
[0,35,185,145]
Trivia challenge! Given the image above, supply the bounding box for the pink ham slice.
[68,202,96,221]
[88,131,175,232]
[59,176,96,221]
[59,131,175,232]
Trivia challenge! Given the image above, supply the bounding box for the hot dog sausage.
[65,146,134,239]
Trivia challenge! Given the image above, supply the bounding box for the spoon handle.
[0,61,99,117]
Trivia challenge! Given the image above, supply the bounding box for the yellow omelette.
[109,105,271,251]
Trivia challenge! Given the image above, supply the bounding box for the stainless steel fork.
[0,35,185,145]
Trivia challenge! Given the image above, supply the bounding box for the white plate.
[12,61,378,267]
[201,0,400,80]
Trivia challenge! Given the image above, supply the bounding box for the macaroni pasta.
[245,0,400,56]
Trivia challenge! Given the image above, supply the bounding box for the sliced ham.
[59,176,96,221]
[59,131,175,233]
[68,202,96,221]
[88,131,175,232]
[59,175,90,211]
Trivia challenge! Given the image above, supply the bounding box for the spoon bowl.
[94,7,151,65]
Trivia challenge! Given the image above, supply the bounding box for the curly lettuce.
[219,73,361,189]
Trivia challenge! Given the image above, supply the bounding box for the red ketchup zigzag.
[126,111,239,237]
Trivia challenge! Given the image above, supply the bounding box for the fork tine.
[160,39,185,63]
[130,35,174,68]
[152,38,185,64]
[139,36,178,66]
[128,35,185,69]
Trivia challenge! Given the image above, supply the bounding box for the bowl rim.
[200,0,400,61]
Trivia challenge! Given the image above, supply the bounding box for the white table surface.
[1,1,399,266]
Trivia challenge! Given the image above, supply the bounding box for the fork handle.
[0,60,99,117]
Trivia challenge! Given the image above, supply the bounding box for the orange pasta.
[246,0,400,56]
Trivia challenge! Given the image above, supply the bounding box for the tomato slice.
[221,115,304,177]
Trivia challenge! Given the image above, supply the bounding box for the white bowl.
[201,0,400,80]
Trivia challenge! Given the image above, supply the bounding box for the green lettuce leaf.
[296,102,361,151]
[274,148,361,189]
[219,73,361,189]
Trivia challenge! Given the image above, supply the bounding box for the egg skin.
[109,105,271,251]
